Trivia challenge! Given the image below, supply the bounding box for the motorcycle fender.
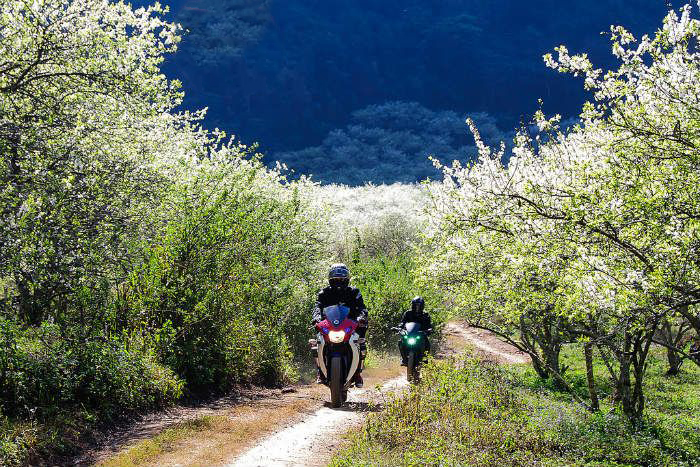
[317,332,328,378]
[344,333,360,388]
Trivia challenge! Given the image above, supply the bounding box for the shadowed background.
[146,0,680,183]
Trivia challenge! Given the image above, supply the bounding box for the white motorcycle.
[309,305,364,407]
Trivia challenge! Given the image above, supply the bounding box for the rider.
[399,296,433,366]
[313,263,368,387]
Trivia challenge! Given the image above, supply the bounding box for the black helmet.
[411,296,425,313]
[328,263,350,288]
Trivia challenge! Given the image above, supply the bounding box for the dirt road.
[89,322,527,466]
[447,323,530,364]
[229,376,407,467]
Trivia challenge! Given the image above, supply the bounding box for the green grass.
[0,418,36,467]
[0,408,101,467]
[331,348,700,466]
[96,416,218,467]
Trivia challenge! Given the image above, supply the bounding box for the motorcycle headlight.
[407,337,417,346]
[328,330,346,343]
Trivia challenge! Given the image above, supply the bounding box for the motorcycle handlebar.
[392,326,433,335]
[313,318,362,330]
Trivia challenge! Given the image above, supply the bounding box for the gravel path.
[228,377,407,467]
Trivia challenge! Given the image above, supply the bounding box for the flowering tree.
[425,2,700,420]
[0,0,188,323]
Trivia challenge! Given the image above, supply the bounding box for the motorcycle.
[309,305,364,407]
[395,322,429,382]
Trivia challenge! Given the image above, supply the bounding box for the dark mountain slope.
[152,0,680,183]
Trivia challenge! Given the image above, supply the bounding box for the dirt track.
[88,322,527,466]
[229,377,408,467]
[447,323,530,364]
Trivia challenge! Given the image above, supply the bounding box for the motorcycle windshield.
[404,322,422,334]
[324,305,350,326]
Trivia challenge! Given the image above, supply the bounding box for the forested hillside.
[158,0,682,183]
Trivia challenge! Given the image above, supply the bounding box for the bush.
[0,414,35,467]
[127,163,323,391]
[0,318,183,465]
[0,320,182,420]
[350,254,447,349]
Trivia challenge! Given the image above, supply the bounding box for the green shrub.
[0,414,35,467]
[128,168,323,390]
[0,320,182,420]
[350,254,447,349]
[0,318,183,465]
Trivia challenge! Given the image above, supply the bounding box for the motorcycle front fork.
[308,338,366,379]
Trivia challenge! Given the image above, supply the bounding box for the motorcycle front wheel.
[330,356,343,408]
[407,351,418,383]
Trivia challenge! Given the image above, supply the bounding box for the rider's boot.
[353,356,365,388]
[353,371,363,388]
[355,337,367,388]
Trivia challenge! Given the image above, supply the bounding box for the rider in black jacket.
[399,296,432,365]
[313,263,368,387]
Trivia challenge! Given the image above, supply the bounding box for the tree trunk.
[584,342,599,411]
[529,351,550,378]
[544,344,564,389]
[658,319,683,375]
[629,329,655,422]
[16,278,42,326]
[666,345,682,376]
[520,311,565,380]
[617,332,634,419]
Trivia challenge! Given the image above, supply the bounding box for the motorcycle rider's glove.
[357,316,368,327]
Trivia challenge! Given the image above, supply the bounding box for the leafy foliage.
[129,159,323,390]
[350,254,445,349]
[0,1,324,464]
[0,0,183,324]
[0,320,182,420]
